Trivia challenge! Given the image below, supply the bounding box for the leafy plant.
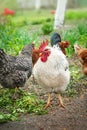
[62,22,87,56]
[0,23,37,55]
[62,28,80,56]
[41,22,53,35]
[66,10,87,20]
[77,23,87,36]
[0,89,47,122]
[31,20,43,25]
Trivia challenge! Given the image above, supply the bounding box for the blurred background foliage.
[0,0,87,56]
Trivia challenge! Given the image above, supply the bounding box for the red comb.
[39,39,48,51]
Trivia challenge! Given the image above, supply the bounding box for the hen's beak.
[74,44,81,54]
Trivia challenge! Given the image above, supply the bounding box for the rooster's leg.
[44,93,51,109]
[57,94,65,108]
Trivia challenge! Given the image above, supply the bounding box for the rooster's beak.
[39,53,42,57]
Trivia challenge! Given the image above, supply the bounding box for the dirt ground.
[0,94,87,130]
[0,57,87,130]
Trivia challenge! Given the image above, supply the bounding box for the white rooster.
[33,33,70,108]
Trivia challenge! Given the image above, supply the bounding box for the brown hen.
[74,44,87,75]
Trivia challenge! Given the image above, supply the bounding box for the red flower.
[4,8,15,16]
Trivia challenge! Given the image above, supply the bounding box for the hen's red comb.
[39,39,48,51]
[65,40,69,44]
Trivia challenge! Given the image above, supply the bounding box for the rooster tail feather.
[51,32,61,47]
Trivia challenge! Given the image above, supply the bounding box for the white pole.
[54,0,68,29]
[35,0,41,10]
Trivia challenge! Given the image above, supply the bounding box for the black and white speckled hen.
[0,44,32,89]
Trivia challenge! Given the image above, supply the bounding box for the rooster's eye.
[44,49,49,52]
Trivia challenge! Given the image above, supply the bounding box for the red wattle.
[41,56,47,62]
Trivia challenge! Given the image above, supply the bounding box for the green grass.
[0,23,39,55]
[41,22,53,35]
[5,9,87,28]
[62,22,87,56]
[10,10,54,26]
[0,88,47,122]
[66,9,87,20]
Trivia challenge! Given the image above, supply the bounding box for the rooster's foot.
[44,93,51,109]
[57,94,65,108]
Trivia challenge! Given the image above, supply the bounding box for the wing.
[15,56,32,71]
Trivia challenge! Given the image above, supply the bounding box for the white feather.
[33,46,70,92]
